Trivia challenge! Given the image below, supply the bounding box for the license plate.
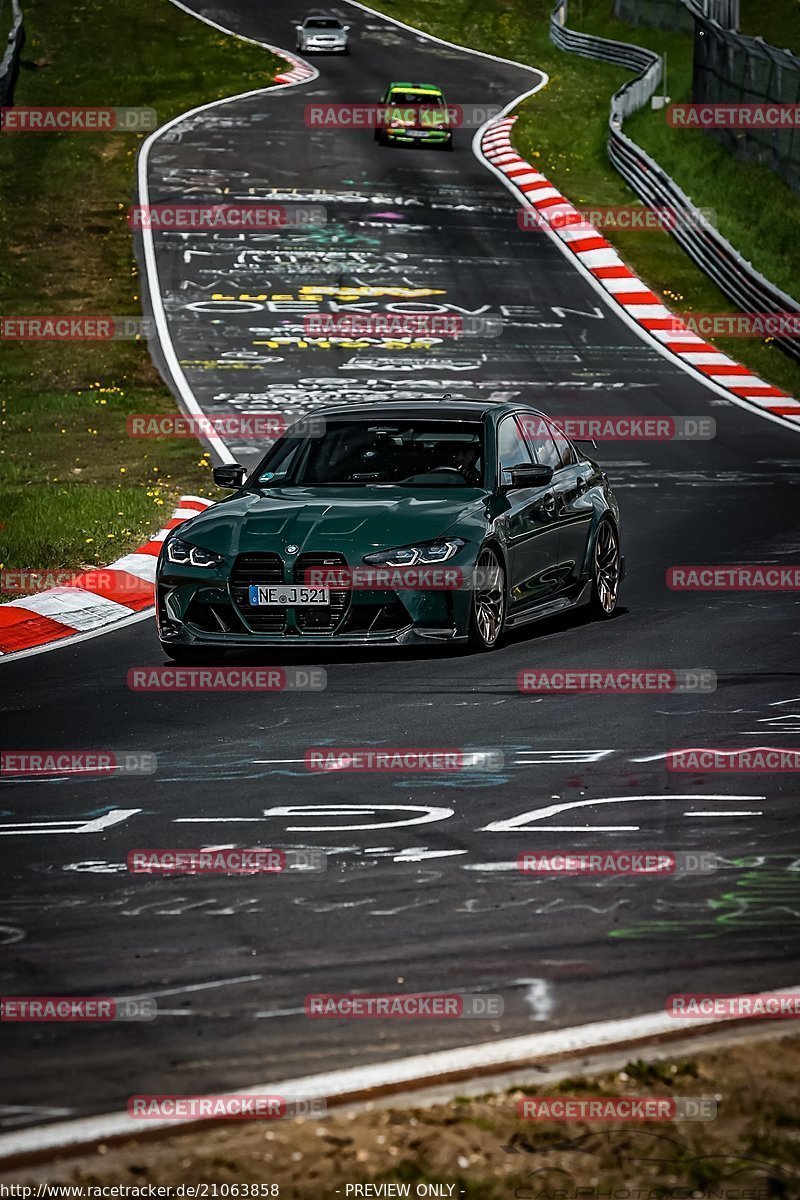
[408,130,428,138]
[248,585,330,606]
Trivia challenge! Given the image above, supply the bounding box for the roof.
[306,399,547,422]
[388,82,444,93]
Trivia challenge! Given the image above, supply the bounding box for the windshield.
[389,92,443,106]
[306,18,342,27]
[252,419,485,488]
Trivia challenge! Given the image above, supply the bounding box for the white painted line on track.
[137,2,320,468]
[0,810,141,837]
[476,123,800,434]
[3,989,800,1162]
[117,974,263,1003]
[685,810,764,817]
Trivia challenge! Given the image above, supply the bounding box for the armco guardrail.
[0,0,24,106]
[687,0,739,28]
[549,0,800,362]
[612,0,740,35]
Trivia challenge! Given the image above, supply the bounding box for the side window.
[548,420,577,467]
[497,416,532,486]
[518,413,561,471]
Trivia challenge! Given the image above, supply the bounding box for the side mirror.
[506,463,553,489]
[213,463,247,489]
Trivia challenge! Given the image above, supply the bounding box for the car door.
[496,414,562,611]
[521,416,595,594]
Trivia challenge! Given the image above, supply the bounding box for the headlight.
[363,539,465,567]
[165,537,225,569]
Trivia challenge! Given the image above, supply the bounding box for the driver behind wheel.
[434,440,481,484]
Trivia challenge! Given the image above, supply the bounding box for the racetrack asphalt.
[1,0,798,1135]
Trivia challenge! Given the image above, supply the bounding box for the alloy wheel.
[592,520,620,615]
[471,546,506,649]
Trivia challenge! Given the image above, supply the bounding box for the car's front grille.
[293,553,349,632]
[229,551,352,635]
[230,553,285,633]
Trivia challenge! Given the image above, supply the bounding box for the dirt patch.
[4,1034,799,1197]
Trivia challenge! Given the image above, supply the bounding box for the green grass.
[0,5,11,45]
[369,0,800,399]
[573,0,800,301]
[739,0,800,53]
[0,0,282,587]
[47,1035,800,1198]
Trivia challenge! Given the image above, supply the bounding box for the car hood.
[177,487,489,558]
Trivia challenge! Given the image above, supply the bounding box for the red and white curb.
[0,9,314,667]
[0,497,212,659]
[480,117,800,430]
[167,1,315,87]
[274,52,316,84]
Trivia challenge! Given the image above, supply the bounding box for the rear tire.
[589,519,620,618]
[467,546,506,651]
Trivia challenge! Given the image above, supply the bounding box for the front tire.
[467,546,506,651]
[589,519,620,618]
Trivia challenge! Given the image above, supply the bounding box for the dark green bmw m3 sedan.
[156,400,623,659]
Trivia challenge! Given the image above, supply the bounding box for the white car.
[295,16,350,53]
